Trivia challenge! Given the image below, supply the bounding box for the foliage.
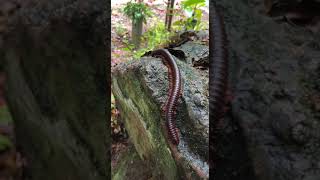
[115,24,127,37]
[0,106,13,123]
[140,23,172,53]
[172,0,208,31]
[123,1,153,25]
[0,104,13,153]
[0,135,13,151]
[181,0,206,12]
[122,23,172,59]
[111,93,116,109]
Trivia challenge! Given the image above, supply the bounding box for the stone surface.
[213,0,320,179]
[112,38,209,179]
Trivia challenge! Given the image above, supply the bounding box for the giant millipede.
[151,48,181,145]
[149,3,228,148]
[209,2,229,167]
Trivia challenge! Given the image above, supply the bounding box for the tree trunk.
[132,19,143,49]
[165,0,175,31]
[1,0,109,179]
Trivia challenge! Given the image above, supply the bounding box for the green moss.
[112,67,178,179]
[0,135,13,151]
[112,146,154,180]
[0,106,13,123]
[0,105,14,152]
[112,149,135,180]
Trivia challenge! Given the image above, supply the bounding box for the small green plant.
[122,23,172,59]
[142,23,172,49]
[115,24,127,37]
[123,1,153,49]
[173,0,208,31]
[123,1,153,25]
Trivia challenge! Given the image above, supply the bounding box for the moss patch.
[0,135,13,151]
[0,106,13,123]
[112,64,178,179]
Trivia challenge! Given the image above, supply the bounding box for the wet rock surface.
[112,36,209,179]
[214,0,320,179]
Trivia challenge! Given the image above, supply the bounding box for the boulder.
[112,40,209,179]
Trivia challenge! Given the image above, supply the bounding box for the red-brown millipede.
[151,48,181,145]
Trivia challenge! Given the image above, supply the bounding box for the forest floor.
[111,0,209,66]
[111,0,174,67]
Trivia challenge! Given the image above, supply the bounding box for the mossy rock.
[112,44,209,179]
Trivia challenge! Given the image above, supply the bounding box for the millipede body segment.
[209,3,229,168]
[210,4,229,128]
[151,49,181,145]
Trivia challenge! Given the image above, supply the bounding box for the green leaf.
[183,6,193,13]
[121,47,130,51]
[194,9,202,20]
[195,2,206,8]
[136,13,142,18]
[182,0,205,8]
[122,2,153,24]
[173,20,184,26]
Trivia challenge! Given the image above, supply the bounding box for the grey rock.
[215,0,320,179]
